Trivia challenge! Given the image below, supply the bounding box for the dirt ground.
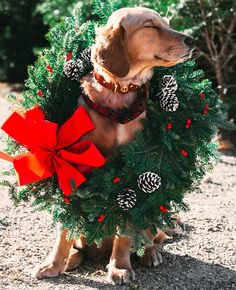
[0,85,236,290]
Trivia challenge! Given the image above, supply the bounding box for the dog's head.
[91,7,194,78]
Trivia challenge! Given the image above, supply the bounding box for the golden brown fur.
[33,7,194,284]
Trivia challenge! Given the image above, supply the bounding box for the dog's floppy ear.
[92,25,130,78]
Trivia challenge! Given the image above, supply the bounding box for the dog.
[33,7,194,284]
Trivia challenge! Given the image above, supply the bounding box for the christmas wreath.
[1,1,226,252]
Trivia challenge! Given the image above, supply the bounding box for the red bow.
[0,106,105,195]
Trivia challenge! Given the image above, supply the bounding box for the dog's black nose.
[184,36,195,47]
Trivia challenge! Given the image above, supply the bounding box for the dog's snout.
[184,36,195,48]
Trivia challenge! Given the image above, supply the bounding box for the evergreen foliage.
[3,0,226,252]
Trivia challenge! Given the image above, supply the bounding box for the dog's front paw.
[32,260,67,279]
[107,263,135,285]
[138,246,163,267]
[66,249,84,271]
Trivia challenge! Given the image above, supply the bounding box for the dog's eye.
[145,26,159,32]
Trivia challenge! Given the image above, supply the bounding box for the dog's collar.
[82,84,148,124]
[93,71,141,94]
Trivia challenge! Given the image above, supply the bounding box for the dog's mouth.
[154,50,193,62]
[182,49,194,59]
[180,48,195,60]
[154,55,172,63]
[154,55,162,60]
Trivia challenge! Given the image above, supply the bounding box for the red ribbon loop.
[0,106,105,195]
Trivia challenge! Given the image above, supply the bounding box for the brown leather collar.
[93,71,141,94]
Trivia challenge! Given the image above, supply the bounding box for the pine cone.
[80,47,92,64]
[162,75,178,90]
[117,189,137,211]
[160,95,179,112]
[63,59,83,80]
[137,172,161,193]
[160,75,179,112]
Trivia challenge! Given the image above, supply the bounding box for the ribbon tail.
[53,156,86,196]
[13,153,53,186]
[0,151,14,162]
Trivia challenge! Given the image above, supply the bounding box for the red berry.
[166,123,172,130]
[203,109,208,115]
[37,90,43,97]
[199,92,205,99]
[185,119,191,129]
[159,205,168,213]
[205,104,209,110]
[113,177,121,183]
[181,149,188,156]
[66,52,73,61]
[46,65,53,73]
[98,214,105,223]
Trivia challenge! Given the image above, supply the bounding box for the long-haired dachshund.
[33,7,194,284]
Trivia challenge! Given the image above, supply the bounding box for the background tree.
[0,0,48,82]
[171,0,236,146]
[35,0,95,27]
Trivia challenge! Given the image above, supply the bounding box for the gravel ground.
[0,85,236,290]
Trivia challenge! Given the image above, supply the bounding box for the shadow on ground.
[45,252,236,290]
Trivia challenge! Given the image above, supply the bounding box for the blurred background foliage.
[0,0,235,144]
[0,0,49,82]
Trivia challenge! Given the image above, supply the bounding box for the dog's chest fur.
[80,75,145,156]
